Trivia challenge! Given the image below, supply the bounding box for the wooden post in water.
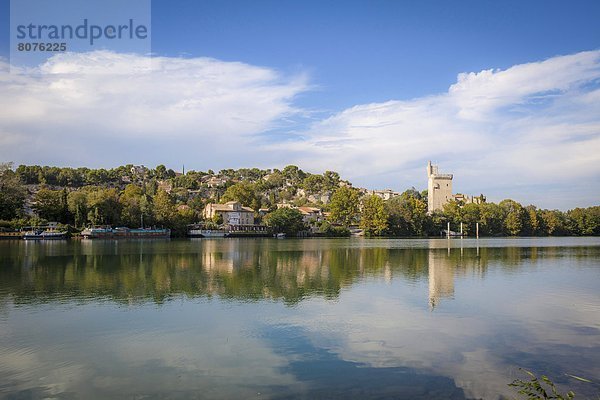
[447,222,450,238]
[476,222,479,239]
[460,222,463,236]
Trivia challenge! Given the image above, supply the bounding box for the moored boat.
[81,226,171,239]
[22,223,68,240]
[188,229,229,238]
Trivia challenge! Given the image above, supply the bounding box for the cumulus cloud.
[1,50,599,208]
[0,50,309,168]
[271,50,600,208]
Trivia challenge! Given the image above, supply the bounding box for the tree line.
[356,188,600,237]
[1,162,598,237]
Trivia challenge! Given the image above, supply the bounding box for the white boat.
[274,232,286,239]
[23,228,68,240]
[188,229,229,238]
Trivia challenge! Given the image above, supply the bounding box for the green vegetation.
[264,207,305,235]
[0,163,27,220]
[329,186,360,226]
[360,195,388,236]
[509,369,585,399]
[0,162,598,237]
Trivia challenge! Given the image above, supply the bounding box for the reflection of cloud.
[0,302,300,399]
[280,248,600,399]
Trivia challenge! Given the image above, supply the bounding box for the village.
[0,161,597,239]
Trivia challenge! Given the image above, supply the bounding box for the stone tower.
[427,161,453,214]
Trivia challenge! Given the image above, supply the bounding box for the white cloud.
[1,50,599,208]
[0,50,309,168]
[272,50,600,208]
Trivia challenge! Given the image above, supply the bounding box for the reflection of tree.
[1,240,589,306]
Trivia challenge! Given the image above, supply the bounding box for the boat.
[188,228,229,238]
[274,232,286,239]
[81,226,171,239]
[441,229,464,237]
[23,227,68,240]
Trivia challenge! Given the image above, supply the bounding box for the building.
[427,161,486,214]
[202,176,228,188]
[427,161,453,213]
[297,206,325,226]
[368,189,400,200]
[203,201,254,226]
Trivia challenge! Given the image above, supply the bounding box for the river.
[0,237,599,399]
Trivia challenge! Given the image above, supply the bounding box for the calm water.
[0,238,599,400]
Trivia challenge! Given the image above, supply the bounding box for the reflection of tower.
[428,250,455,310]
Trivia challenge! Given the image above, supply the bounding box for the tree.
[329,186,360,227]
[221,182,260,210]
[323,171,341,191]
[442,200,464,228]
[567,206,600,236]
[302,175,325,194]
[386,191,428,236]
[282,165,306,185]
[265,207,305,235]
[524,205,542,236]
[476,203,504,236]
[0,163,26,220]
[119,184,146,227]
[87,188,121,225]
[360,195,389,236]
[154,164,168,180]
[500,199,525,236]
[153,189,175,226]
[67,190,88,227]
[461,203,481,235]
[33,188,67,222]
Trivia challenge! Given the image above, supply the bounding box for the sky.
[0,0,599,209]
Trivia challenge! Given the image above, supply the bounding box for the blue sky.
[0,0,599,208]
[150,0,600,109]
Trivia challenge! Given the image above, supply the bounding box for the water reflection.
[2,238,597,307]
[0,238,599,399]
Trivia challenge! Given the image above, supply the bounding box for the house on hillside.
[203,201,254,226]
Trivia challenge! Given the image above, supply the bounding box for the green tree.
[323,171,341,191]
[221,182,261,210]
[442,200,464,228]
[567,206,600,236]
[265,207,305,235]
[329,186,360,227]
[87,188,121,225]
[282,165,306,185]
[154,164,168,180]
[524,205,542,236]
[461,203,481,235]
[153,189,175,226]
[479,202,505,236]
[360,195,389,236]
[500,199,526,236]
[33,188,67,222]
[540,209,569,236]
[119,184,146,227]
[302,174,325,194]
[0,163,26,220]
[67,190,88,227]
[386,191,428,236]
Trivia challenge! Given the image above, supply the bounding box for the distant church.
[427,161,485,214]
